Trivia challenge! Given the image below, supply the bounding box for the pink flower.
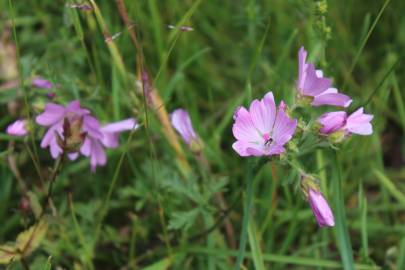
[32,78,53,89]
[318,107,373,136]
[81,118,138,171]
[6,119,28,136]
[297,47,352,107]
[308,189,335,227]
[170,109,199,145]
[232,92,297,157]
[36,100,138,171]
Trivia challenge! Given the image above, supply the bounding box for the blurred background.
[0,0,404,269]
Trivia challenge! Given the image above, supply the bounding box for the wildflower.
[36,100,137,170]
[297,47,352,107]
[232,91,297,157]
[318,107,373,139]
[32,78,53,89]
[170,109,202,152]
[308,189,335,227]
[6,119,28,136]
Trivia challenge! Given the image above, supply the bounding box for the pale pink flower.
[36,100,138,170]
[6,119,28,136]
[297,47,352,107]
[318,107,373,136]
[232,92,297,157]
[308,189,335,227]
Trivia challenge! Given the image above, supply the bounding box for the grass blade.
[332,151,355,270]
[234,159,254,270]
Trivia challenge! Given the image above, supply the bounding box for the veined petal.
[232,107,261,142]
[271,109,297,146]
[249,92,276,134]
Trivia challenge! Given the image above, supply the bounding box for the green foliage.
[0,0,404,269]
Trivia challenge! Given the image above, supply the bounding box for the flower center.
[262,133,273,146]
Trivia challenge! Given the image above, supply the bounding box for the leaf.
[0,220,48,264]
[141,257,172,270]
[0,245,19,264]
[168,209,200,231]
[15,220,48,256]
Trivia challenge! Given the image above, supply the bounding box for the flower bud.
[301,175,334,227]
[6,119,28,137]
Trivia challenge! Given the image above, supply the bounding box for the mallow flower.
[6,119,28,136]
[318,107,373,138]
[171,108,202,152]
[297,47,352,107]
[36,100,138,170]
[232,91,297,157]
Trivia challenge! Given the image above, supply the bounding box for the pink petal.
[80,137,92,157]
[40,123,63,148]
[66,100,90,116]
[345,108,373,135]
[50,137,63,158]
[68,152,79,160]
[271,109,297,146]
[232,107,261,142]
[249,92,276,135]
[36,103,65,126]
[100,118,138,148]
[90,139,107,171]
[318,111,347,135]
[101,118,138,133]
[82,115,103,139]
[312,90,352,108]
[301,64,332,96]
[32,78,53,89]
[297,47,308,92]
[170,109,197,145]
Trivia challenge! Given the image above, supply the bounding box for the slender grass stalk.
[234,159,254,270]
[343,0,391,89]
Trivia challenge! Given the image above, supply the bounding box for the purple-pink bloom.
[318,107,373,136]
[297,47,352,107]
[36,100,138,171]
[6,119,28,136]
[232,91,297,157]
[308,189,335,227]
[32,78,53,89]
[170,109,199,145]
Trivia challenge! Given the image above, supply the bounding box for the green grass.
[0,0,404,269]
